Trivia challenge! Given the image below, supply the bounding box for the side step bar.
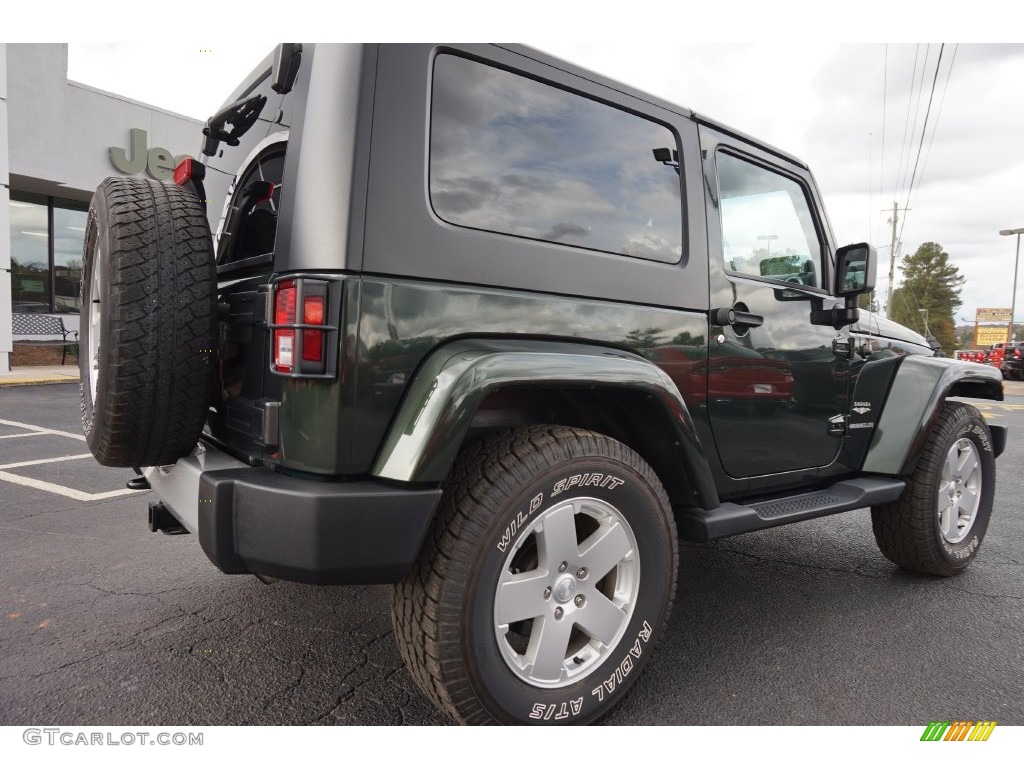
[676,476,906,542]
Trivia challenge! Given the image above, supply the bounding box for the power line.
[893,44,921,201]
[901,44,931,200]
[916,43,958,194]
[897,44,946,250]
[869,133,873,244]
[881,44,888,214]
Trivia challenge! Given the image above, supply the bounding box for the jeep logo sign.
[109,128,188,182]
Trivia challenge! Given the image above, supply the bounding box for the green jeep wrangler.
[79,44,1007,725]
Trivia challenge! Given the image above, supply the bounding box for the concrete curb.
[0,378,79,387]
[0,366,80,387]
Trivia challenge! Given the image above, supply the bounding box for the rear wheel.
[392,426,678,724]
[80,177,217,467]
[870,402,995,576]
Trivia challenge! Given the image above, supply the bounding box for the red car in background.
[969,342,1023,380]
[955,349,986,363]
[650,343,795,409]
[995,342,1024,380]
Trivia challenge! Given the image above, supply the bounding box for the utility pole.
[884,201,910,318]
[999,227,1023,342]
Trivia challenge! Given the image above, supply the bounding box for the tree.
[623,327,665,350]
[889,242,965,356]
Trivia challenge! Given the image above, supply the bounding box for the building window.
[53,206,88,313]
[9,194,50,313]
[429,54,683,264]
[8,193,89,314]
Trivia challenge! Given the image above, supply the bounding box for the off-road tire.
[392,426,678,725]
[870,402,995,576]
[79,177,216,467]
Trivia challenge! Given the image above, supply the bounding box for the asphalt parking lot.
[1,382,1022,726]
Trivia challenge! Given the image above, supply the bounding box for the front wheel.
[392,426,678,724]
[871,402,996,576]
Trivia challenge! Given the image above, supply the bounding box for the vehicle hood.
[852,312,929,347]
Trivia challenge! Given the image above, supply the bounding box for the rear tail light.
[270,277,335,377]
[272,280,297,372]
[173,156,206,186]
[302,296,325,363]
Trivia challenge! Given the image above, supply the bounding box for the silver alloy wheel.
[88,241,102,401]
[493,497,640,689]
[938,437,982,544]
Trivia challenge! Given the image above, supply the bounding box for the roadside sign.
[976,325,1010,346]
[977,308,1013,322]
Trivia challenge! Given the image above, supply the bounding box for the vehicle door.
[700,126,851,480]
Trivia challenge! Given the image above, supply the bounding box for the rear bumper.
[145,443,441,585]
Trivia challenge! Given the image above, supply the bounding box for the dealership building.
[1,43,202,372]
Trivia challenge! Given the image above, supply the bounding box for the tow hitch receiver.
[148,502,189,536]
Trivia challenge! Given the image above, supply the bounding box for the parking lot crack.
[936,584,1024,601]
[688,542,886,581]
[261,663,308,710]
[302,632,385,724]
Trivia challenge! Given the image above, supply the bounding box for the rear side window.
[216,142,285,268]
[429,54,683,264]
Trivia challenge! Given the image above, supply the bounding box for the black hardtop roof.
[217,44,810,172]
[503,44,810,171]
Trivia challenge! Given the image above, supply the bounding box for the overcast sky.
[64,40,1024,331]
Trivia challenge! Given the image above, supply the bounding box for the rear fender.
[371,339,719,508]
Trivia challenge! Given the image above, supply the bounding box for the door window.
[716,152,822,288]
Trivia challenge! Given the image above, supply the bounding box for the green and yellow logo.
[920,721,996,742]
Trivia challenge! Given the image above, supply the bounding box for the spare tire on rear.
[80,176,217,467]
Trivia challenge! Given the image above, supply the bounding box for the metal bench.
[11,313,80,365]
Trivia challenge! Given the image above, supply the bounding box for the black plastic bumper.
[990,424,1008,459]
[196,468,442,585]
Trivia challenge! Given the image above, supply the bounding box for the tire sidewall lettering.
[495,474,626,554]
[466,457,671,725]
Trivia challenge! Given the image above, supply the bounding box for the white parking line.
[0,453,94,471]
[0,419,141,501]
[0,471,142,501]
[0,418,87,442]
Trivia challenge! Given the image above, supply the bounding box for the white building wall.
[6,44,201,197]
[1,44,202,371]
[1,45,11,371]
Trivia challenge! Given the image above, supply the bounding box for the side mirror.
[834,242,876,297]
[810,242,877,330]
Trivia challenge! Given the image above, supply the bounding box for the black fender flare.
[370,339,719,508]
[862,355,1005,475]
